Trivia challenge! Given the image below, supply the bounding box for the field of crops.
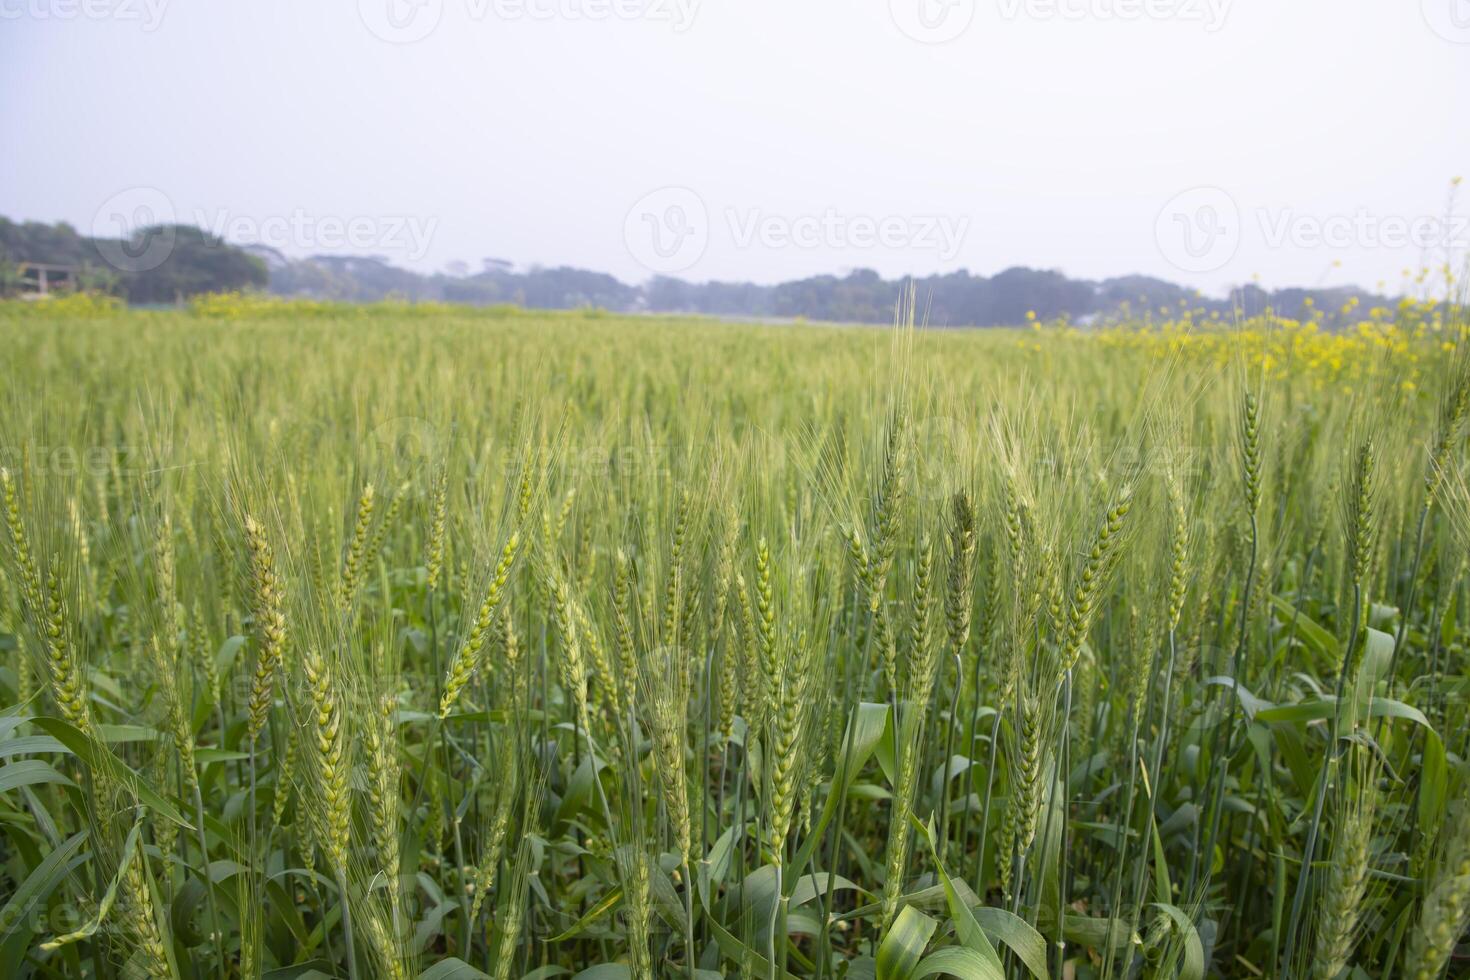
[0,292,1467,979]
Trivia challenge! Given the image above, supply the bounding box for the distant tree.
[0,257,21,297]
[99,225,266,303]
[1,217,265,302]
[74,262,120,294]
[3,212,1394,324]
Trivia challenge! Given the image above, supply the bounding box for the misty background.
[2,0,1468,321]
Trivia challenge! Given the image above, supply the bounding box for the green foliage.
[0,299,1466,979]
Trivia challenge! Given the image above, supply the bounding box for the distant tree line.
[252,245,1393,326]
[3,216,1391,325]
[0,218,265,304]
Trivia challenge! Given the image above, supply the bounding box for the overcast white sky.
[3,0,1468,295]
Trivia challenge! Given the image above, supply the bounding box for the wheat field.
[0,292,1467,979]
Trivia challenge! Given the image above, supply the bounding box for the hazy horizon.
[4,1,1468,298]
